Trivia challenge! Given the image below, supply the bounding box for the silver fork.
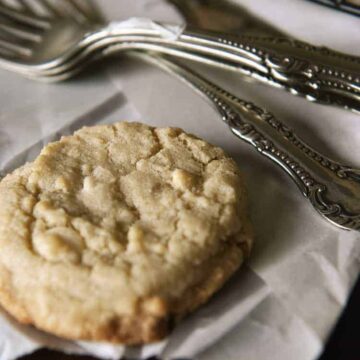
[0,0,359,112]
[1,1,360,231]
[130,51,360,231]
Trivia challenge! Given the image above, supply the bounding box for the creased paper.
[0,0,359,359]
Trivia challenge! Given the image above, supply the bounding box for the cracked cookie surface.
[0,121,253,344]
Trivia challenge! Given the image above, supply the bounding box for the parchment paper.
[0,1,359,359]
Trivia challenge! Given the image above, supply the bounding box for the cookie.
[0,122,253,344]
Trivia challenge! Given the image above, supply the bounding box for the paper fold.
[0,0,359,359]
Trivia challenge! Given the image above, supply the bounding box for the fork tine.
[0,12,43,36]
[17,0,49,20]
[36,0,92,23]
[64,0,90,23]
[0,44,17,58]
[0,22,41,42]
[35,0,86,22]
[0,2,50,29]
[34,0,64,17]
[53,0,95,23]
[1,0,22,11]
[0,36,31,56]
[73,0,104,23]
[16,0,36,13]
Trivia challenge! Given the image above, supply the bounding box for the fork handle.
[128,51,360,231]
[98,20,360,113]
[179,28,360,113]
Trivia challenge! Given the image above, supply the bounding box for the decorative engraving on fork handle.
[181,29,360,112]
[139,53,360,230]
[207,85,360,230]
[0,0,359,113]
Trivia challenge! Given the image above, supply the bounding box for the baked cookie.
[0,122,252,344]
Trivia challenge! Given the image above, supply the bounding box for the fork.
[1,1,360,231]
[130,51,360,231]
[0,0,359,112]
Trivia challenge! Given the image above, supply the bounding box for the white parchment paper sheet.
[0,1,359,359]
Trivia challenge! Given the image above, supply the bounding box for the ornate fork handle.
[0,10,358,113]
[129,51,360,231]
[92,22,360,112]
[180,29,360,113]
